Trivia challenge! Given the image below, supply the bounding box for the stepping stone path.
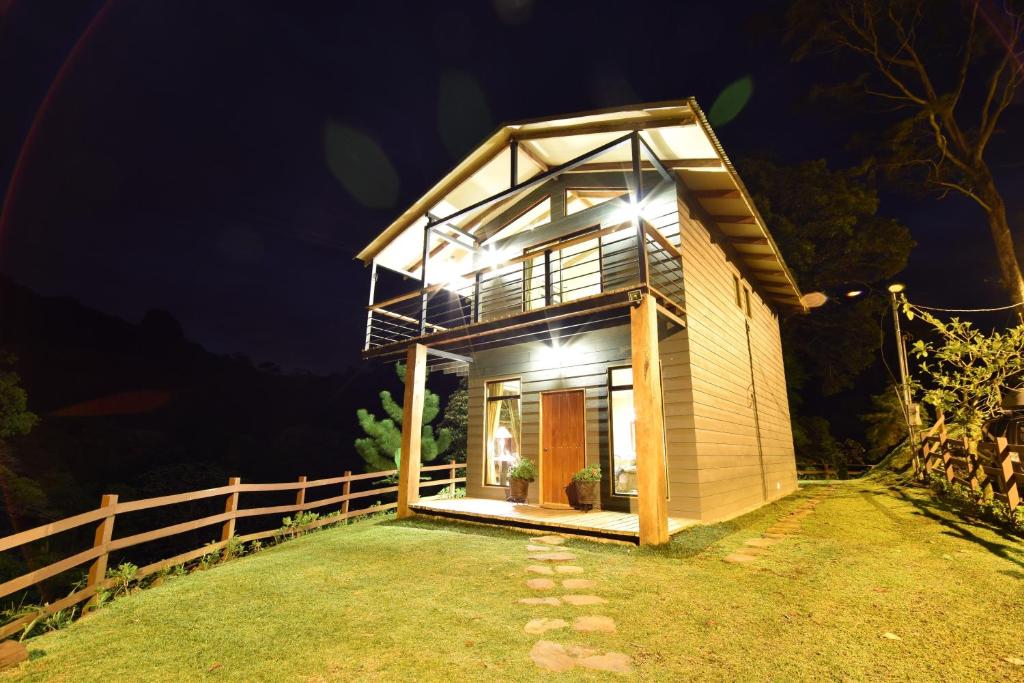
[519,597,561,606]
[517,534,632,674]
[524,618,568,634]
[530,641,632,674]
[723,488,833,567]
[528,551,576,562]
[562,594,607,606]
[574,615,616,633]
[532,535,566,545]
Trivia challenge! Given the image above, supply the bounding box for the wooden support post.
[295,476,307,509]
[397,344,427,519]
[341,471,352,518]
[85,494,118,611]
[221,477,240,542]
[449,461,457,497]
[996,437,1020,510]
[630,295,670,546]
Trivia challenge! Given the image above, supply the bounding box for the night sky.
[2,0,1021,373]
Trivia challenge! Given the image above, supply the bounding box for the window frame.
[607,364,670,499]
[522,225,604,311]
[482,376,523,488]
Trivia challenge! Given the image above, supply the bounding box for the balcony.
[363,207,686,360]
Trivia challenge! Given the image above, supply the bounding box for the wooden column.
[295,475,308,509]
[85,494,118,611]
[630,295,670,545]
[397,344,427,519]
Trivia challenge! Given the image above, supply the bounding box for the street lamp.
[887,282,922,474]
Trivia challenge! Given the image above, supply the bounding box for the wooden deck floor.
[410,497,696,541]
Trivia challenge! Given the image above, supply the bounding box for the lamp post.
[887,282,920,475]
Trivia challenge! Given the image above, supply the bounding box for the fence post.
[341,471,352,519]
[996,437,1020,511]
[295,475,307,510]
[221,477,240,542]
[966,447,980,492]
[448,462,457,497]
[942,444,955,484]
[85,494,118,611]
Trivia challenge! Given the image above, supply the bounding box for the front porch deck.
[411,496,696,542]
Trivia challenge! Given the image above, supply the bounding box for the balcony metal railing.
[364,220,684,354]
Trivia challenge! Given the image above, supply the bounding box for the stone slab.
[574,615,616,633]
[578,652,632,674]
[532,535,566,545]
[525,618,568,635]
[562,594,608,606]
[526,578,556,590]
[724,553,758,564]
[518,597,562,606]
[555,565,584,574]
[529,641,630,674]
[529,552,577,562]
[526,565,554,575]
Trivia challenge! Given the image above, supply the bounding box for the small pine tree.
[439,377,468,463]
[355,363,452,473]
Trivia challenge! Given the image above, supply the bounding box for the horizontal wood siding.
[466,326,633,508]
[465,313,702,518]
[675,195,797,521]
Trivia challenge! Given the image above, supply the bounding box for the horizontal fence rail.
[918,415,1022,511]
[796,465,872,479]
[0,462,467,640]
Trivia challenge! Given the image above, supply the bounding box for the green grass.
[4,481,1023,682]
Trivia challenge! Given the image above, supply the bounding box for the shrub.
[105,562,139,599]
[927,472,1024,534]
[572,464,602,482]
[508,458,537,482]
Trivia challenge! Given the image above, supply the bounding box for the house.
[356,99,804,545]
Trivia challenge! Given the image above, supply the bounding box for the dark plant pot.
[509,477,531,502]
[574,480,599,508]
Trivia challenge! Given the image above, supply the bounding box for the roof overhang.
[356,98,805,313]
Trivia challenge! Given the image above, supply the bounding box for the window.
[743,287,752,317]
[733,275,742,307]
[565,188,629,216]
[523,228,603,311]
[484,379,521,486]
[609,367,637,496]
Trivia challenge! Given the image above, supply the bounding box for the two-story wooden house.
[356,99,804,545]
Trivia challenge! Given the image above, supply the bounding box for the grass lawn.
[3,479,1023,681]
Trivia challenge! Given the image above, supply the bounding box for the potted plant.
[507,458,537,503]
[572,464,602,510]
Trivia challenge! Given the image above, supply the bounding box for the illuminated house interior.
[355,99,804,545]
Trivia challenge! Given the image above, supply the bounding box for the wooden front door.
[540,390,586,507]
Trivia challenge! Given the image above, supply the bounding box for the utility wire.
[910,301,1024,313]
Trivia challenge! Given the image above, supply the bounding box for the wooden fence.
[0,462,466,640]
[796,465,871,480]
[919,415,1022,510]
